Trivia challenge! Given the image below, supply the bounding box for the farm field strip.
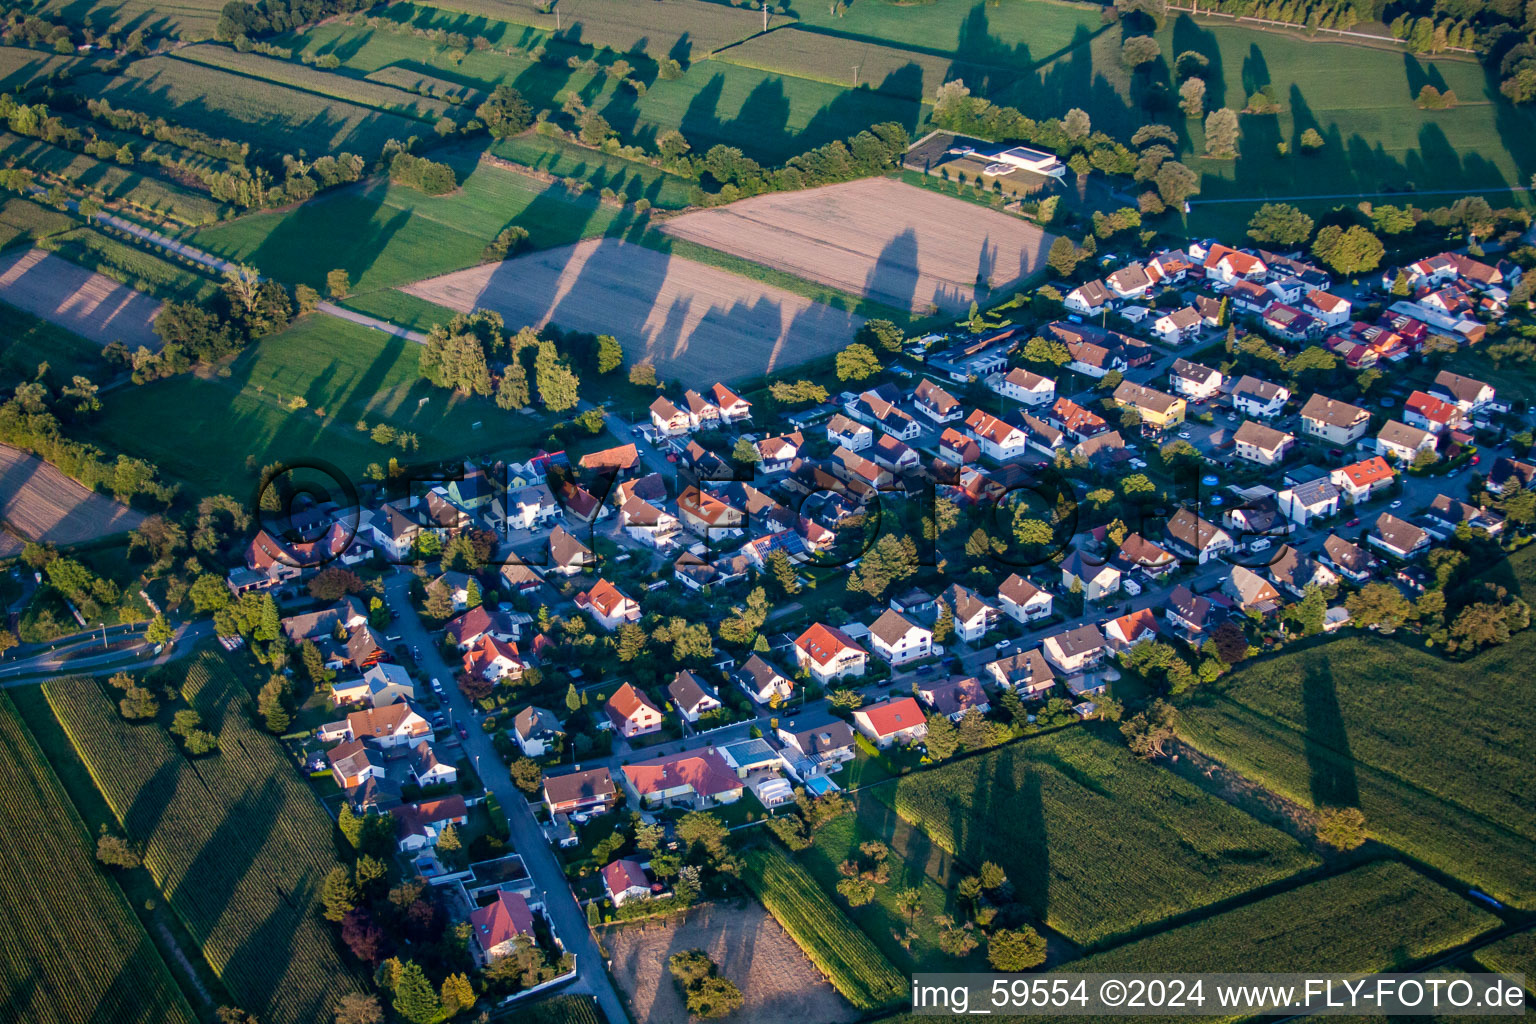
[0,247,164,350]
[0,443,145,544]
[401,236,864,381]
[172,44,455,122]
[870,727,1319,947]
[658,177,1054,314]
[0,130,223,226]
[407,0,769,56]
[0,692,199,1024]
[740,844,906,1011]
[43,656,363,1024]
[31,0,226,41]
[43,226,223,303]
[1474,930,1536,988]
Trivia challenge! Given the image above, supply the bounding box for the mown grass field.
[83,313,558,495]
[869,726,1319,947]
[42,655,364,1024]
[173,44,456,122]
[41,226,221,303]
[68,55,427,159]
[1178,548,1536,907]
[192,153,630,295]
[0,131,223,226]
[0,45,100,90]
[411,0,767,58]
[741,844,907,1011]
[0,692,199,1024]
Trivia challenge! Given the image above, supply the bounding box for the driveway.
[381,572,630,1024]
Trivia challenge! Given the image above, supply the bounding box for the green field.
[0,131,223,226]
[1178,551,1536,907]
[32,0,226,40]
[83,313,559,495]
[741,843,907,1011]
[42,226,222,302]
[0,299,109,382]
[399,0,768,58]
[871,726,1319,947]
[0,195,76,251]
[192,152,631,295]
[1065,862,1496,1024]
[0,692,199,1024]
[1476,930,1536,992]
[173,44,456,122]
[67,56,428,159]
[42,655,363,1024]
[491,133,696,207]
[0,45,101,90]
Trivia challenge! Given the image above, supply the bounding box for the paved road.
[382,572,629,1024]
[317,301,429,344]
[0,620,213,684]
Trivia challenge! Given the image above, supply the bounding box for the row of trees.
[932,81,1140,182]
[417,309,610,413]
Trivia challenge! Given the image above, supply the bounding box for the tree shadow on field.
[1401,53,1449,101]
[1171,14,1225,114]
[244,182,407,291]
[123,754,183,847]
[1241,43,1270,99]
[1300,657,1360,810]
[228,870,335,1024]
[862,228,922,314]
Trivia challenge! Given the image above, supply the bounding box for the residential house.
[997,573,1053,623]
[1223,494,1289,540]
[1049,397,1108,440]
[542,767,617,816]
[1107,262,1155,299]
[548,525,595,575]
[1267,545,1339,598]
[623,748,743,808]
[1165,508,1233,564]
[1064,278,1112,316]
[345,703,431,748]
[1230,375,1290,419]
[1164,583,1218,640]
[1225,279,1275,315]
[1202,243,1267,284]
[1368,512,1430,559]
[667,671,722,722]
[394,796,469,853]
[1060,550,1120,602]
[1486,457,1536,495]
[1322,533,1376,582]
[940,583,998,642]
[872,434,920,472]
[775,712,856,778]
[965,408,1030,461]
[1113,381,1186,432]
[328,740,384,791]
[852,696,928,748]
[1300,395,1371,445]
[1169,358,1222,400]
[1403,391,1462,434]
[507,484,561,531]
[914,379,964,423]
[1277,478,1341,525]
[605,682,664,738]
[446,605,522,650]
[1226,565,1282,615]
[1115,533,1177,577]
[939,428,981,465]
[281,597,366,644]
[602,859,652,907]
[1424,494,1504,538]
[827,413,874,451]
[470,891,536,964]
[578,444,641,476]
[1154,307,1205,345]
[1104,608,1159,650]
[619,494,682,550]
[916,677,990,721]
[756,431,805,473]
[410,741,457,788]
[1261,302,1319,342]
[1375,420,1437,463]
[649,397,693,436]
[512,706,562,757]
[985,648,1056,698]
[851,387,921,440]
[1303,290,1352,326]
[462,634,525,683]
[1233,420,1295,466]
[368,505,423,563]
[1430,370,1496,414]
[794,623,867,684]
[867,609,933,666]
[575,579,641,631]
[677,486,746,539]
[1075,430,1127,463]
[429,570,476,612]
[1330,457,1395,504]
[1014,412,1066,457]
[1065,339,1127,378]
[1042,623,1107,674]
[329,663,415,708]
[991,367,1055,407]
[711,382,752,423]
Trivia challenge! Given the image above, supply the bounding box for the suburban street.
[381,571,628,1024]
[0,620,212,684]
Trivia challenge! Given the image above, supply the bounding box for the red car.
[1470,455,1481,465]
[456,722,468,740]
[1346,518,1361,528]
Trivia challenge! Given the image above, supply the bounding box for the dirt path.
[1163,739,1326,852]
[153,918,213,1007]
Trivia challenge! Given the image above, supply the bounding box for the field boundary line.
[162,50,442,124]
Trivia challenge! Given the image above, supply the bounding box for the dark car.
[456,722,469,740]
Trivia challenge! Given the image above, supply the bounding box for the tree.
[322,865,359,921]
[1062,107,1093,141]
[308,567,364,602]
[836,876,875,906]
[629,362,658,387]
[1154,159,1199,206]
[925,712,960,760]
[534,340,580,411]
[257,675,291,733]
[1299,127,1325,151]
[595,334,624,374]
[1204,107,1240,158]
[857,318,905,353]
[894,886,923,922]
[1121,34,1161,68]
[988,927,1048,970]
[1311,224,1384,275]
[334,992,384,1024]
[326,268,350,299]
[119,685,159,720]
[496,361,530,409]
[978,860,1007,891]
[509,757,543,793]
[1286,584,1327,636]
[1211,620,1250,664]
[1345,582,1411,632]
[835,343,881,381]
[476,83,532,137]
[1121,699,1178,758]
[1046,235,1082,277]
[1178,76,1205,118]
[676,811,730,862]
[144,614,174,647]
[439,973,476,1017]
[1450,602,1514,650]
[391,960,442,1024]
[1247,203,1314,247]
[1314,806,1367,850]
[96,829,141,869]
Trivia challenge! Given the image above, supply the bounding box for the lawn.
[191,152,630,295]
[0,692,200,1024]
[41,654,365,1024]
[869,725,1319,947]
[1177,545,1536,907]
[66,55,427,160]
[398,0,768,58]
[83,313,562,496]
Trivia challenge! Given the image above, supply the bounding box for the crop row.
[0,129,224,226]
[44,656,363,1024]
[878,727,1318,947]
[0,691,198,1024]
[741,844,906,1010]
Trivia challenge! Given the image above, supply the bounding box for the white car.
[1178,431,1192,439]
[1389,500,1402,509]
[1250,538,1272,552]
[994,639,1011,651]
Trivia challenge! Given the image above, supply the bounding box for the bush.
[389,152,457,194]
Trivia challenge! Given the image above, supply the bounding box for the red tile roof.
[795,623,865,666]
[622,748,741,799]
[1336,456,1394,488]
[470,891,534,952]
[856,696,927,738]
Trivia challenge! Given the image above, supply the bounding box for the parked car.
[1346,518,1361,527]
[994,639,1011,652]
[1250,538,1272,552]
[430,678,444,695]
[456,722,468,739]
[1389,500,1402,509]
